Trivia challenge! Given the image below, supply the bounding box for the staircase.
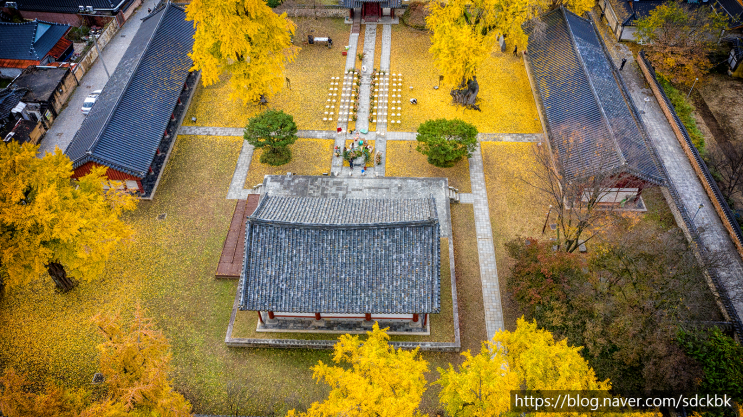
[448,186,460,203]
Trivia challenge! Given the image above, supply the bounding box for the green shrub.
[266,0,283,8]
[244,109,298,166]
[658,76,707,157]
[677,327,743,417]
[416,119,478,167]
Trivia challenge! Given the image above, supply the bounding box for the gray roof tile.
[240,196,441,314]
[526,8,663,184]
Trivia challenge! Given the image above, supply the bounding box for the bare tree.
[709,141,743,207]
[527,141,637,253]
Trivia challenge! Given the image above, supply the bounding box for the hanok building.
[9,65,78,123]
[342,0,401,22]
[597,0,742,41]
[0,19,72,77]
[65,3,195,197]
[239,195,441,332]
[2,0,144,26]
[525,8,664,203]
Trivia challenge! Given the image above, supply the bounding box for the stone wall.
[73,18,120,80]
[637,54,743,259]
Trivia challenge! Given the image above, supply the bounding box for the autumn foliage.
[186,0,299,104]
[289,323,428,417]
[0,306,191,416]
[0,142,136,291]
[636,1,727,87]
[426,0,593,89]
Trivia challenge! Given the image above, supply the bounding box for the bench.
[308,35,333,48]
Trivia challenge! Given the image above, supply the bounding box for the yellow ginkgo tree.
[426,0,593,106]
[0,142,136,291]
[186,0,299,105]
[436,317,663,417]
[288,323,429,417]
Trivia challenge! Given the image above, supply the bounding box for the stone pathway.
[355,24,377,133]
[227,141,254,200]
[468,143,504,339]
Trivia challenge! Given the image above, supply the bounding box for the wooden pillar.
[412,313,419,323]
[365,313,372,321]
[423,313,428,327]
[268,311,275,319]
[634,182,645,202]
[136,179,143,191]
[391,8,395,18]
[257,311,265,324]
[349,8,353,18]
[315,312,322,320]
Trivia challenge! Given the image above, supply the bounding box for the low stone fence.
[637,51,743,259]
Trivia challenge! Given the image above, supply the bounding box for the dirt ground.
[695,74,743,148]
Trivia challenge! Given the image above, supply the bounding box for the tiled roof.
[8,0,131,14]
[10,66,69,103]
[715,0,743,26]
[240,196,442,314]
[0,88,27,119]
[65,3,194,178]
[0,20,70,61]
[526,8,663,184]
[605,0,632,22]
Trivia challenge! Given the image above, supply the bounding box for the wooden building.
[525,8,664,202]
[240,195,441,331]
[65,3,194,197]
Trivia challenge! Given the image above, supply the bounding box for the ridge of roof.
[561,7,627,168]
[81,4,170,170]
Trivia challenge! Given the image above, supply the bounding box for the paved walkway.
[355,24,376,133]
[590,10,743,323]
[37,0,159,156]
[468,143,504,339]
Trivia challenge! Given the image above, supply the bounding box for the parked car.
[81,90,102,115]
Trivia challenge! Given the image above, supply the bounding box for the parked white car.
[81,90,102,115]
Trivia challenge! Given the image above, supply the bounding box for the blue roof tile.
[65,3,194,178]
[0,20,70,61]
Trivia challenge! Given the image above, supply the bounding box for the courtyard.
[0,9,733,416]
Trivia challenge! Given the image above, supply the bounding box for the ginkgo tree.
[288,323,429,417]
[436,318,664,417]
[186,0,299,105]
[426,0,593,106]
[0,142,136,291]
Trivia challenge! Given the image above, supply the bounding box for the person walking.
[620,58,627,70]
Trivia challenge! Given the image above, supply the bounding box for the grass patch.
[658,76,707,157]
[640,186,677,230]
[481,142,547,331]
[184,18,349,130]
[385,140,471,193]
[448,204,487,353]
[388,25,541,134]
[243,138,334,188]
[231,237,455,343]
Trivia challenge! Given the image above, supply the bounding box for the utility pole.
[93,34,110,80]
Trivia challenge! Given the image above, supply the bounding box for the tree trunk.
[47,262,76,291]
[450,76,481,111]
